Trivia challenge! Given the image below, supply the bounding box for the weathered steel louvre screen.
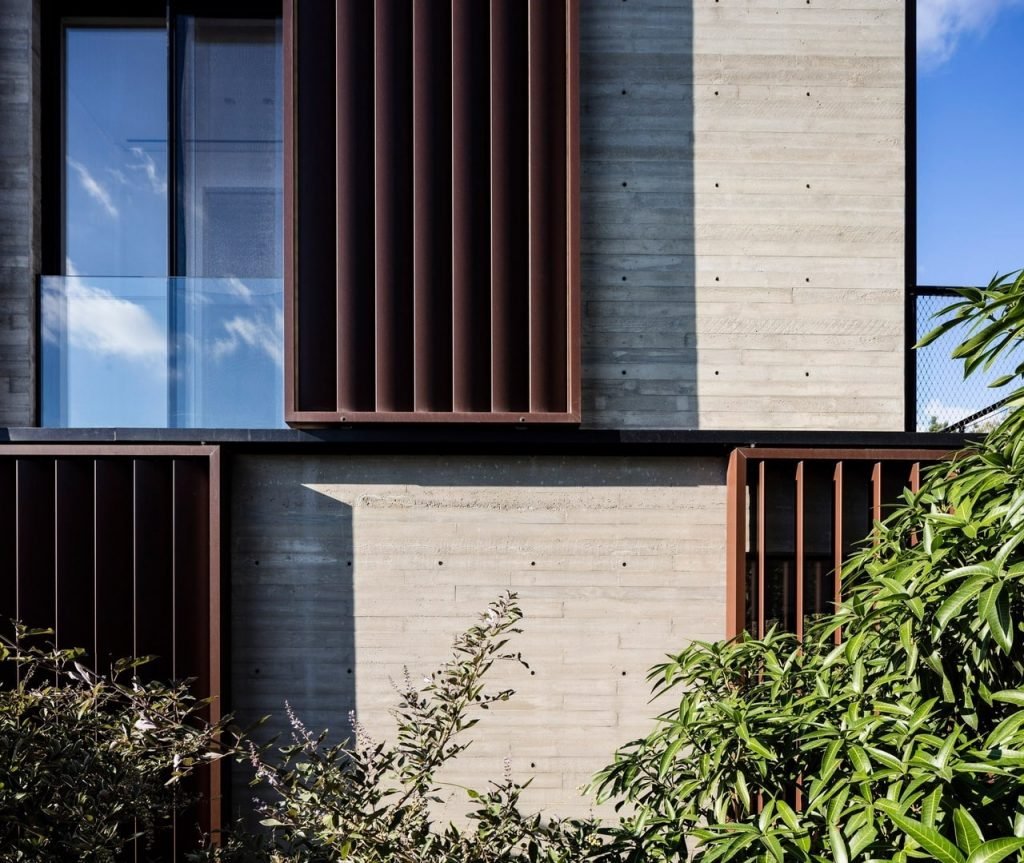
[0,446,222,849]
[284,0,580,423]
[726,449,952,642]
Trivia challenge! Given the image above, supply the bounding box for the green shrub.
[210,593,613,863]
[0,628,229,861]
[593,271,1024,862]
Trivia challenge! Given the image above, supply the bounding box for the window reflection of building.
[45,11,284,429]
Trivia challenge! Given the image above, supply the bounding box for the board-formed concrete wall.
[230,454,727,818]
[0,0,906,433]
[0,0,38,426]
[581,0,906,431]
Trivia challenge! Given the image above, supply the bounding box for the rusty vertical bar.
[283,0,296,417]
[757,460,766,640]
[374,0,415,413]
[490,0,530,413]
[451,0,491,412]
[725,450,747,640]
[566,0,581,418]
[55,459,94,657]
[16,459,56,634]
[795,461,804,642]
[290,0,338,413]
[833,461,843,645]
[0,460,15,688]
[528,0,568,414]
[133,459,174,683]
[94,460,134,673]
[909,462,921,545]
[871,461,882,543]
[337,0,376,413]
[412,0,453,413]
[206,449,223,840]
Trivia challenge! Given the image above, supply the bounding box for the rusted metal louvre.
[726,448,951,641]
[0,446,222,857]
[284,0,580,423]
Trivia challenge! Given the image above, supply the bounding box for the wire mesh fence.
[914,289,1016,433]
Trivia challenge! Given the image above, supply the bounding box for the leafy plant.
[0,626,230,861]
[593,270,1024,861]
[213,593,613,863]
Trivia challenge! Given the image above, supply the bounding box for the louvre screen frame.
[0,443,223,844]
[725,447,956,641]
[283,0,581,425]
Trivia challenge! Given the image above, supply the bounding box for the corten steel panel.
[725,448,953,641]
[0,446,222,847]
[284,0,580,424]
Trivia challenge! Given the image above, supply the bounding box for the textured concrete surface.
[0,0,38,426]
[229,454,727,819]
[580,0,905,430]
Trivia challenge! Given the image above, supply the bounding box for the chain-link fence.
[914,289,1016,433]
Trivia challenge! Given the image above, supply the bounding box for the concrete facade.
[0,0,916,832]
[230,454,727,817]
[581,0,905,430]
[0,0,908,432]
[0,0,38,426]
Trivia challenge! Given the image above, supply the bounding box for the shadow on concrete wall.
[227,485,356,827]
[580,0,696,429]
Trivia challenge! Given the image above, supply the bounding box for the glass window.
[44,11,284,429]
[64,27,167,278]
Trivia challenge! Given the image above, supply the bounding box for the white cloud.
[212,309,284,367]
[128,147,167,195]
[42,263,165,362]
[66,157,118,219]
[224,277,254,303]
[918,0,1024,68]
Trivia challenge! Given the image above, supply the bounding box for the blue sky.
[916,0,1024,428]
[918,0,1024,284]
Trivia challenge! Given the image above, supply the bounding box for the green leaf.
[829,823,849,863]
[966,838,1024,863]
[980,583,1013,654]
[882,808,966,863]
[935,574,991,631]
[991,690,1024,707]
[953,808,985,856]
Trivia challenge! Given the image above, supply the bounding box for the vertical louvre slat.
[833,461,843,645]
[0,460,15,687]
[871,461,882,531]
[133,459,174,683]
[451,0,491,412]
[94,459,134,672]
[725,450,747,640]
[337,0,376,413]
[172,458,210,843]
[412,0,453,412]
[292,0,338,412]
[528,0,567,413]
[55,459,94,656]
[287,0,576,422]
[795,461,804,642]
[16,459,56,633]
[909,462,921,546]
[490,0,530,413]
[374,0,415,412]
[757,460,766,640]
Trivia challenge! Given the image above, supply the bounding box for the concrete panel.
[0,0,36,426]
[580,0,906,431]
[230,454,727,819]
